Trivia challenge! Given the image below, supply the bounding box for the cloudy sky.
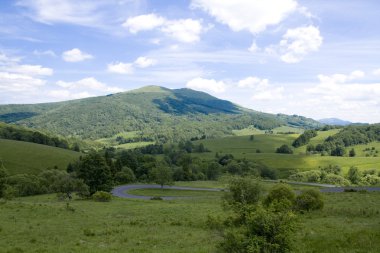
[1,0,379,123]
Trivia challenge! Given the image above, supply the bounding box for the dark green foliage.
[5,174,47,196]
[276,144,293,154]
[0,122,80,151]
[295,189,324,211]
[114,167,136,184]
[0,86,321,142]
[292,130,317,147]
[264,184,296,211]
[223,177,263,207]
[73,153,113,194]
[0,165,8,198]
[53,175,89,200]
[92,191,112,202]
[0,112,38,123]
[349,148,356,157]
[249,135,254,141]
[347,166,361,185]
[149,163,173,188]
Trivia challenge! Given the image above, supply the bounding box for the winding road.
[111,184,222,200]
[112,183,380,200]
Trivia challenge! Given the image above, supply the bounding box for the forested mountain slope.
[0,86,321,142]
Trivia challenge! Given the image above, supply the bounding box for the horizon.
[1,0,380,123]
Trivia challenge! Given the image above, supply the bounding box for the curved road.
[112,184,222,200]
[112,184,380,200]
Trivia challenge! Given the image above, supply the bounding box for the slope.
[0,85,322,142]
[0,139,81,175]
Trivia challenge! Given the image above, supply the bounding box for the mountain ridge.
[0,85,322,142]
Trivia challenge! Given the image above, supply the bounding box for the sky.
[0,0,380,123]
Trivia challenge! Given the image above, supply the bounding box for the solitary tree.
[150,164,173,189]
[349,148,356,157]
[347,166,361,184]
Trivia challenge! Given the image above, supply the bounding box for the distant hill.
[0,85,322,142]
[0,139,80,175]
[319,118,352,126]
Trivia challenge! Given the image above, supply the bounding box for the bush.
[223,177,263,209]
[295,189,324,211]
[322,174,350,186]
[264,184,295,211]
[115,167,136,184]
[150,196,163,201]
[92,191,112,202]
[276,145,293,154]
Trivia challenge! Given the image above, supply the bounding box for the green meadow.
[194,130,380,174]
[0,181,379,253]
[0,139,81,175]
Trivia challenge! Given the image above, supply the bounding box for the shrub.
[223,177,263,208]
[295,189,324,211]
[150,196,163,201]
[361,174,380,185]
[322,174,350,186]
[264,184,295,211]
[115,167,136,184]
[276,145,293,154]
[92,191,112,202]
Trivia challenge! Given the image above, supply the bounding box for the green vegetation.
[128,188,222,197]
[292,130,318,147]
[0,139,80,175]
[0,86,321,142]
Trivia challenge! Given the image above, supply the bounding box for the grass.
[128,188,223,197]
[0,181,379,253]
[0,139,81,175]
[96,132,154,150]
[194,131,380,174]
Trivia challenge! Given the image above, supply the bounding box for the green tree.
[276,144,293,154]
[249,135,254,141]
[150,164,173,189]
[114,167,136,184]
[75,153,113,194]
[295,189,324,211]
[349,148,356,157]
[347,166,361,184]
[223,176,263,209]
[53,175,89,200]
[264,184,296,211]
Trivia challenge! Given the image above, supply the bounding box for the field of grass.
[348,142,380,157]
[272,125,305,134]
[96,131,154,150]
[0,181,379,253]
[194,131,380,174]
[0,139,81,175]
[232,126,265,136]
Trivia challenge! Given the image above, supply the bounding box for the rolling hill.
[0,139,81,175]
[319,118,352,126]
[0,86,321,142]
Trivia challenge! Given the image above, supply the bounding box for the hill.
[319,118,352,126]
[0,86,321,142]
[0,139,81,175]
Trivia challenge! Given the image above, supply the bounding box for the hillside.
[0,86,321,142]
[0,139,81,175]
[319,118,352,126]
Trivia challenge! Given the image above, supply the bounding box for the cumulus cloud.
[107,57,157,74]
[62,48,93,62]
[238,76,284,100]
[47,90,93,100]
[107,62,134,74]
[191,0,298,34]
[273,25,323,63]
[134,57,157,68]
[0,53,52,93]
[122,14,166,33]
[186,77,227,93]
[123,14,205,43]
[56,77,123,93]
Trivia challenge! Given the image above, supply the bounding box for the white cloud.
[191,0,298,34]
[0,72,46,92]
[248,41,259,53]
[317,70,365,84]
[33,50,56,57]
[238,76,284,101]
[275,25,323,63]
[161,19,203,43]
[122,14,166,33]
[47,90,93,100]
[123,14,205,43]
[107,62,134,74]
[134,57,157,68]
[186,77,227,93]
[4,64,53,76]
[62,48,93,62]
[373,68,380,76]
[56,77,123,93]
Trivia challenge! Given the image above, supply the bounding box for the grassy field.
[96,131,154,150]
[0,139,81,175]
[0,181,379,253]
[194,131,380,174]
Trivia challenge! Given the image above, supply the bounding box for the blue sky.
[0,0,379,123]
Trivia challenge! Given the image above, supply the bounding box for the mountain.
[319,118,352,126]
[0,86,322,142]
